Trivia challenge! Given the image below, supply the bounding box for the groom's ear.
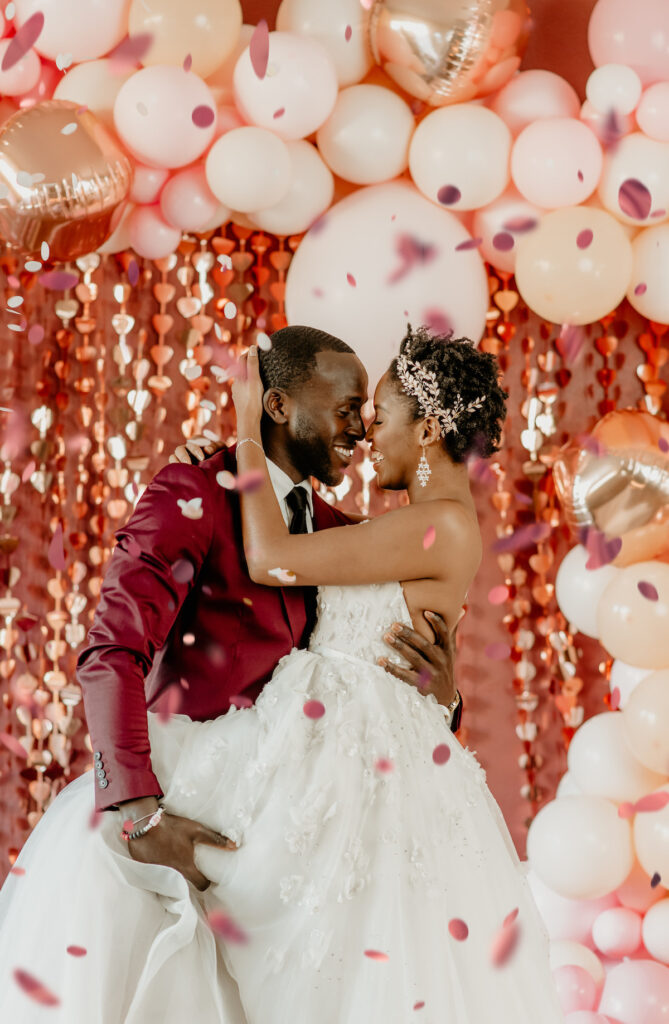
[263,387,289,425]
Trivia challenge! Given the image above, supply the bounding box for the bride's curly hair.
[387,325,509,463]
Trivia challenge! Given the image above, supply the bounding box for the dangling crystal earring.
[416,443,431,487]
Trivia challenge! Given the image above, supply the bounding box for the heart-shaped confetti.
[448,918,468,941]
[576,229,593,249]
[423,525,435,550]
[13,969,59,1006]
[437,185,461,206]
[250,19,270,79]
[2,11,44,71]
[432,743,451,765]
[303,699,325,719]
[618,178,652,220]
[364,949,389,961]
[638,580,659,601]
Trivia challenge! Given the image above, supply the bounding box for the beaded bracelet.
[121,804,166,842]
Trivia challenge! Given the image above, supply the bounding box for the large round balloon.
[622,669,669,775]
[472,186,540,274]
[566,711,666,803]
[598,958,669,1024]
[54,59,134,131]
[276,0,373,87]
[284,181,488,386]
[598,561,669,668]
[598,133,669,228]
[13,0,130,62]
[514,206,633,325]
[588,0,669,87]
[0,101,131,260]
[627,224,669,324]
[490,69,581,136]
[555,544,619,638]
[128,0,242,79]
[368,0,530,105]
[249,140,333,236]
[633,783,669,886]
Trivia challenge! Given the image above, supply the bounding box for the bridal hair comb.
[395,352,487,437]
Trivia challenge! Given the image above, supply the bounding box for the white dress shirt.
[266,458,314,533]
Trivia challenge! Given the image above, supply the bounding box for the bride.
[0,328,565,1023]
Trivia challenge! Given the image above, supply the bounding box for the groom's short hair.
[259,325,354,394]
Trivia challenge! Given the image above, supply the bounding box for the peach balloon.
[592,906,643,957]
[567,712,666,804]
[597,561,669,669]
[526,869,619,946]
[54,59,133,130]
[472,186,540,273]
[555,544,619,639]
[616,856,667,914]
[490,69,580,136]
[0,40,40,96]
[515,206,633,325]
[233,31,338,141]
[622,670,669,776]
[114,66,216,169]
[316,84,414,185]
[409,104,511,211]
[98,201,134,254]
[548,940,606,992]
[511,118,602,209]
[16,57,60,108]
[633,783,669,882]
[276,0,373,87]
[249,140,333,236]
[205,126,291,212]
[128,0,242,79]
[610,660,653,710]
[636,84,669,143]
[128,204,181,260]
[129,166,169,205]
[627,224,669,324]
[598,133,669,227]
[588,0,669,87]
[205,24,253,106]
[214,104,245,138]
[641,899,669,964]
[527,795,634,900]
[13,0,130,62]
[160,165,230,232]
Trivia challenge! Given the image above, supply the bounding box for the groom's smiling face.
[282,351,368,486]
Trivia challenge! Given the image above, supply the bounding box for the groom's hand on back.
[169,439,224,466]
[379,610,462,708]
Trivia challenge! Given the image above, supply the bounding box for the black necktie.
[286,486,310,534]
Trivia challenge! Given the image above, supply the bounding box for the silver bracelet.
[237,437,264,453]
[444,690,461,724]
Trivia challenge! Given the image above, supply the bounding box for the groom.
[77,325,462,892]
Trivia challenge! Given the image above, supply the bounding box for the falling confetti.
[576,229,593,249]
[192,105,215,128]
[13,968,59,1006]
[10,866,25,876]
[48,524,66,571]
[388,234,437,283]
[492,232,514,252]
[89,808,103,829]
[66,946,87,957]
[364,949,389,961]
[1,11,44,71]
[183,53,192,72]
[502,216,538,234]
[345,24,352,41]
[577,170,584,182]
[448,918,468,941]
[413,1002,425,1010]
[432,743,451,765]
[437,185,460,206]
[492,522,552,553]
[268,567,297,583]
[651,872,662,888]
[171,558,195,583]
[583,527,622,569]
[618,178,652,220]
[0,732,28,759]
[303,699,325,719]
[177,497,204,520]
[40,270,78,291]
[108,32,153,70]
[485,642,511,660]
[61,122,78,135]
[208,910,249,944]
[490,916,520,967]
[634,283,647,296]
[488,584,510,605]
[250,19,270,79]
[454,237,483,252]
[156,683,181,723]
[127,259,139,287]
[346,272,357,287]
[659,437,669,453]
[638,580,659,601]
[423,525,435,550]
[610,686,621,711]
[273,107,285,119]
[374,757,394,773]
[634,792,669,814]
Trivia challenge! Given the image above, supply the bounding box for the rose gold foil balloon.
[0,100,132,261]
[553,410,669,567]
[368,0,530,106]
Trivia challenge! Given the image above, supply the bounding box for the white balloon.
[586,64,643,116]
[555,544,619,639]
[98,201,135,255]
[53,59,133,130]
[610,659,653,709]
[284,181,489,387]
[527,795,634,899]
[627,223,669,323]
[633,782,669,881]
[205,127,291,213]
[567,712,667,804]
[472,186,540,273]
[636,83,669,143]
[526,868,619,945]
[276,0,372,87]
[592,906,643,957]
[597,561,669,669]
[642,898,669,964]
[548,940,606,990]
[409,104,511,211]
[250,141,334,236]
[622,669,669,776]
[316,85,414,185]
[598,132,669,226]
[556,772,584,799]
[14,0,129,62]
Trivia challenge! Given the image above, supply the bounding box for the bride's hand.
[231,346,264,432]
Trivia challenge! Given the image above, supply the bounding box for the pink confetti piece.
[346,272,357,287]
[10,866,25,876]
[40,270,78,291]
[13,969,60,1006]
[374,757,394,773]
[182,632,195,646]
[448,918,468,941]
[638,580,659,601]
[127,259,139,287]
[7,274,21,287]
[618,178,652,220]
[48,524,66,571]
[455,237,482,252]
[250,19,270,79]
[192,105,215,128]
[582,526,622,569]
[634,792,669,814]
[208,910,249,944]
[577,170,584,182]
[492,231,514,252]
[659,437,669,453]
[423,308,453,337]
[437,185,460,206]
[555,323,585,364]
[183,53,192,72]
[576,229,593,249]
[364,950,389,961]
[108,33,153,70]
[485,642,511,660]
[503,907,519,927]
[432,743,451,765]
[345,24,352,41]
[89,808,103,829]
[2,11,44,71]
[651,208,666,218]
[303,699,325,719]
[27,323,44,345]
[229,694,253,709]
[273,107,285,119]
[0,732,28,759]
[488,584,510,605]
[492,522,552,553]
[610,685,621,711]
[122,818,134,832]
[490,918,520,967]
[171,558,195,584]
[651,872,662,887]
[157,683,182,723]
[634,282,647,296]
[502,216,538,234]
[423,525,435,550]
[413,1002,425,1011]
[66,946,87,957]
[388,233,438,283]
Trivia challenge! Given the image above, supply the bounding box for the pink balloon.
[565,1014,616,1024]
[527,870,618,947]
[553,965,599,1014]
[598,959,669,1024]
[0,40,40,96]
[490,69,581,136]
[511,118,603,208]
[160,165,229,232]
[129,165,169,205]
[128,205,181,260]
[114,66,216,169]
[472,185,540,273]
[589,0,669,87]
[636,83,669,142]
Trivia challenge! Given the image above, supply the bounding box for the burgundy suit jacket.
[77,446,462,811]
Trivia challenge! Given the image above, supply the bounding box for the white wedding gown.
[0,582,565,1023]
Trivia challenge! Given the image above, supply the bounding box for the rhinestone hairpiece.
[395,352,486,437]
